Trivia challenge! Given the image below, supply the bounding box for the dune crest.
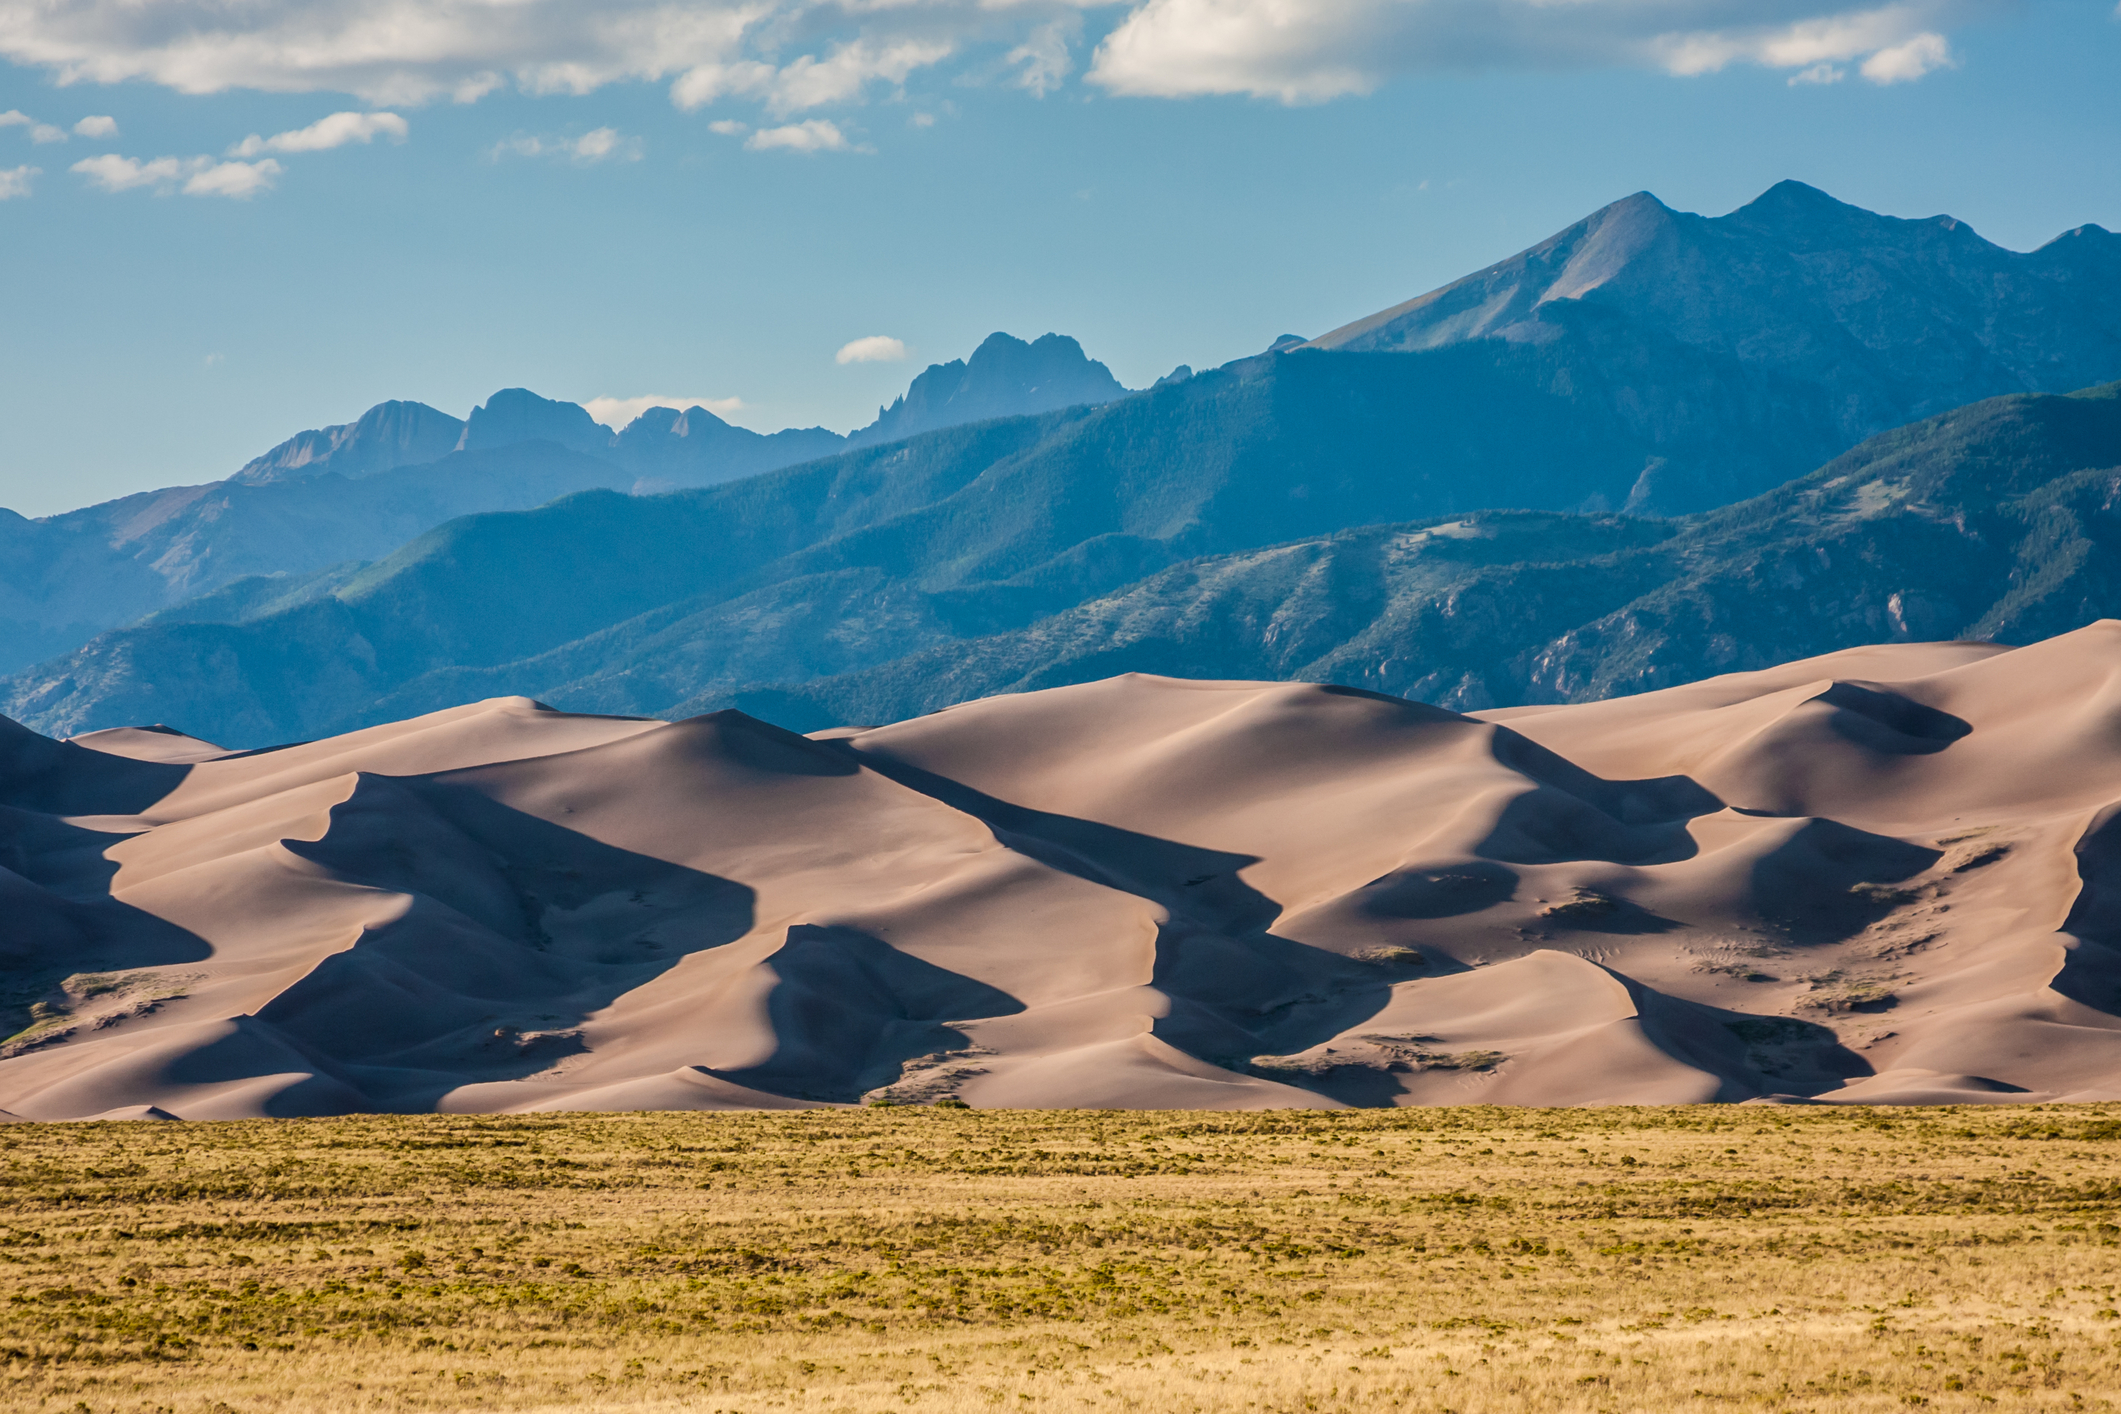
[7,629,2121,1118]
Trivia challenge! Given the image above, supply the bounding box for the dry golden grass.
[5,1105,2121,1413]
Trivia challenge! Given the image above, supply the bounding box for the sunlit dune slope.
[7,623,2121,1119]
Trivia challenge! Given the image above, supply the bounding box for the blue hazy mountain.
[1308,180,2121,513]
[14,375,2121,748]
[849,333,1127,447]
[4,183,2118,742]
[0,333,1122,674]
[229,399,467,484]
[737,381,2121,726]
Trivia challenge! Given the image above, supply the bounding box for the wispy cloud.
[836,335,907,364]
[71,152,282,198]
[0,1,966,113]
[72,114,116,137]
[1858,30,1953,81]
[748,119,863,152]
[1089,0,1985,102]
[0,0,2000,120]
[1007,19,1077,98]
[491,127,642,163]
[584,394,746,429]
[2,109,67,142]
[667,37,954,117]
[229,110,406,158]
[0,164,38,198]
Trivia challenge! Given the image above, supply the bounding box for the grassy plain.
[4,1105,2121,1414]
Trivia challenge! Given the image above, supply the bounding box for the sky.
[1,0,2118,518]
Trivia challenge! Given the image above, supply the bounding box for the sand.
[5,625,2121,1117]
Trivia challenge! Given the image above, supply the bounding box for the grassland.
[5,1105,2121,1413]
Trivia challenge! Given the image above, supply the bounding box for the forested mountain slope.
[744,382,2121,726]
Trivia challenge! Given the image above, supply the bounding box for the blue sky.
[1,0,2117,517]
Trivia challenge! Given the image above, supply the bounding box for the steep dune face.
[6,628,2121,1118]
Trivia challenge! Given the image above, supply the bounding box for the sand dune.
[7,625,2121,1117]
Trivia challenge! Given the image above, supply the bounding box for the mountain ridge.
[729,380,2121,728]
[0,331,1128,675]
[5,180,2119,742]
[1312,180,2121,466]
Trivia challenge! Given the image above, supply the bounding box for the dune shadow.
[0,725,195,817]
[840,745,1412,1083]
[0,808,215,1053]
[1359,862,1519,919]
[1751,818,1941,943]
[837,746,1283,935]
[2047,809,2121,1016]
[1707,1011,1873,1095]
[248,776,758,1106]
[715,924,1026,1102]
[1817,682,1971,756]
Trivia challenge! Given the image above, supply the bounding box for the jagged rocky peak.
[853,332,1128,447]
[230,399,465,485]
[458,388,615,457]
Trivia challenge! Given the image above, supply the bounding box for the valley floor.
[5,1106,2120,1413]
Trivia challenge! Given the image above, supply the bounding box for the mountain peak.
[230,399,463,485]
[850,331,1127,448]
[1720,179,2003,257]
[459,389,615,458]
[1730,179,1851,221]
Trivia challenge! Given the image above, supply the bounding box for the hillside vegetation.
[755,381,2121,724]
[7,1106,2121,1413]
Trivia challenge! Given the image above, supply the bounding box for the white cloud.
[836,335,907,364]
[1858,30,1951,81]
[572,125,630,159]
[746,118,857,152]
[70,153,187,190]
[1088,0,1985,102]
[0,163,37,198]
[183,157,282,196]
[1008,18,1077,96]
[668,37,954,115]
[0,0,967,114]
[490,127,643,162]
[71,152,281,197]
[761,38,955,115]
[229,109,407,157]
[584,394,746,429]
[2,109,69,142]
[72,113,116,136]
[708,118,749,134]
[1787,60,1845,82]
[0,0,1993,120]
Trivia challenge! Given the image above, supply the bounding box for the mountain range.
[746,379,2121,727]
[0,334,1125,674]
[3,180,2120,750]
